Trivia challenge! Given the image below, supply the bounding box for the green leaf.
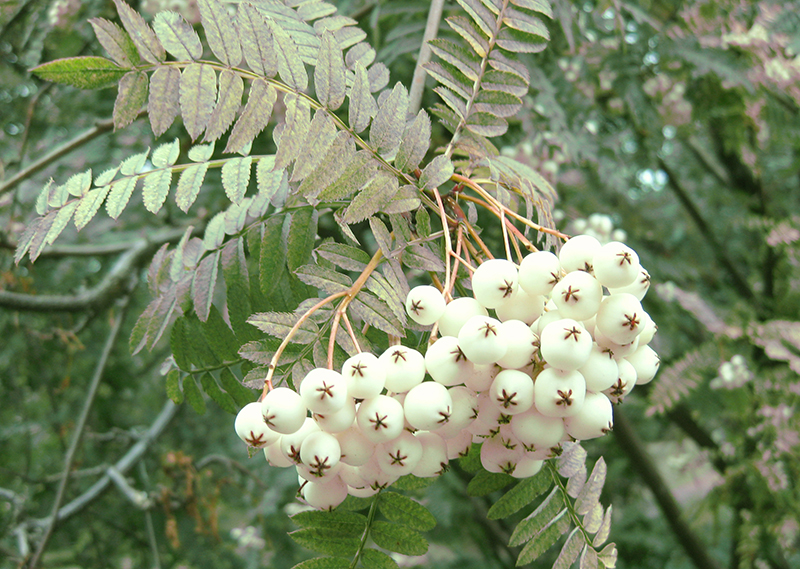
[180,63,217,141]
[226,79,276,154]
[487,469,552,520]
[200,372,237,414]
[247,311,319,343]
[182,374,207,414]
[269,19,308,91]
[418,155,454,190]
[31,56,127,90]
[290,558,350,569]
[165,369,183,404]
[342,172,398,225]
[423,61,471,100]
[152,138,181,168]
[260,214,288,296]
[378,492,436,532]
[89,18,139,67]
[575,457,606,516]
[294,264,352,295]
[508,487,564,547]
[205,69,243,142]
[221,156,252,204]
[142,169,172,214]
[495,27,549,54]
[292,110,337,183]
[433,86,467,119]
[218,368,255,407]
[597,543,618,568]
[106,176,138,220]
[275,94,311,169]
[370,521,427,556]
[474,89,523,118]
[148,66,181,137]
[44,202,78,246]
[153,11,202,60]
[291,510,367,537]
[198,0,242,66]
[465,111,507,137]
[359,548,399,569]
[482,70,529,97]
[297,134,356,201]
[502,7,550,39]
[289,528,359,557]
[192,250,220,321]
[446,15,489,57]
[315,31,346,110]
[316,151,376,202]
[256,157,288,206]
[553,527,586,569]
[515,510,570,566]
[368,217,393,259]
[382,185,421,215]
[511,0,554,18]
[176,162,209,212]
[466,469,515,497]
[580,545,599,569]
[592,506,612,548]
[582,502,603,534]
[286,207,318,272]
[113,0,165,64]
[316,242,370,272]
[395,109,431,173]
[370,82,408,157]
[236,3,276,78]
[349,62,377,133]
[74,185,111,231]
[170,316,192,370]
[349,292,404,336]
[202,305,240,361]
[428,38,481,81]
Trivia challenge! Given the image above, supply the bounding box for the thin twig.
[613,407,724,569]
[27,294,132,569]
[409,0,446,115]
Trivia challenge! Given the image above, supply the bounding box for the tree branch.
[0,227,188,312]
[657,158,757,302]
[409,0,446,116]
[27,294,132,569]
[613,406,724,569]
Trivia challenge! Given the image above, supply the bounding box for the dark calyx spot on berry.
[500,462,516,475]
[602,347,614,358]
[623,312,640,330]
[501,437,517,450]
[451,346,468,362]
[350,361,367,377]
[264,413,276,427]
[522,441,536,452]
[370,413,389,431]
[642,272,652,285]
[389,450,408,465]
[549,271,561,285]
[556,389,574,406]
[581,261,593,273]
[310,456,331,476]
[470,406,479,419]
[563,326,582,341]
[610,379,627,397]
[562,285,580,303]
[617,251,633,266]
[438,408,451,423]
[498,413,512,424]
[317,381,335,400]
[297,479,308,497]
[289,446,302,463]
[410,299,424,314]
[245,431,267,447]
[488,426,501,438]
[437,462,450,475]
[391,349,407,363]
[497,389,518,409]
[601,422,613,434]
[480,322,498,338]
[501,279,515,298]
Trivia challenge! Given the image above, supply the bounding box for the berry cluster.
[234,234,659,510]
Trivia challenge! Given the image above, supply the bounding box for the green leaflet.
[199,372,237,414]
[180,63,217,141]
[418,155,454,190]
[297,132,355,201]
[316,242,370,272]
[394,109,431,173]
[236,3,277,78]
[259,214,288,297]
[204,69,243,142]
[508,487,565,547]
[466,469,515,497]
[288,528,359,558]
[342,172,398,225]
[148,66,181,137]
[89,18,139,67]
[286,207,318,272]
[290,558,350,569]
[221,156,252,204]
[370,82,408,157]
[191,249,219,322]
[113,0,165,64]
[226,79,276,154]
[182,373,207,414]
[316,151,376,202]
[349,292,404,337]
[294,264,352,295]
[291,510,367,536]
[176,162,209,213]
[269,19,308,91]
[142,168,172,214]
[292,110,338,183]
[247,311,319,344]
[201,305,240,362]
[349,62,377,133]
[218,368,255,407]
[114,71,148,129]
[465,111,508,137]
[359,548,399,569]
[369,521,427,556]
[515,510,571,566]
[592,506,612,548]
[153,10,202,61]
[74,185,111,231]
[487,469,552,520]
[106,176,139,220]
[165,369,183,404]
[31,56,128,90]
[275,94,311,170]
[378,492,437,532]
[197,0,242,66]
[553,527,586,569]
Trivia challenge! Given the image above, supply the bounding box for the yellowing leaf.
[148,66,181,137]
[114,71,148,129]
[153,11,202,60]
[31,56,127,90]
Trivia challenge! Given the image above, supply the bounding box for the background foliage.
[1,0,799,568]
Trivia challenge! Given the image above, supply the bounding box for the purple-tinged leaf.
[275,94,310,170]
[575,457,606,515]
[237,3,276,78]
[342,172,398,225]
[146,288,178,350]
[130,297,158,354]
[419,155,454,190]
[349,292,404,337]
[553,528,586,569]
[180,63,217,140]
[204,69,243,142]
[197,0,242,66]
[16,218,43,262]
[395,110,431,173]
[225,79,276,154]
[114,71,148,130]
[508,487,564,547]
[268,20,307,91]
[592,506,612,548]
[348,62,376,133]
[580,545,599,569]
[465,111,508,137]
[296,132,354,201]
[221,156,252,204]
[148,243,171,296]
[291,110,337,183]
[315,31,346,110]
[557,442,587,478]
[247,312,319,344]
[446,15,489,57]
[153,11,203,61]
[294,264,352,295]
[112,0,165,64]
[370,82,408,157]
[192,250,220,321]
[89,18,139,67]
[221,237,249,294]
[31,56,127,90]
[566,462,587,498]
[148,66,181,137]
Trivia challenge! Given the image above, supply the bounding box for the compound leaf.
[369,521,427,556]
[378,492,437,532]
[488,469,551,520]
[237,3,276,78]
[226,79,276,154]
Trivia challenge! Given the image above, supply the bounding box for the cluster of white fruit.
[234,234,659,510]
[711,354,751,389]
[564,213,627,245]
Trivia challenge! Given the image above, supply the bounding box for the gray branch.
[409,0,446,116]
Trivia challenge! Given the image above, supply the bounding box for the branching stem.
[350,493,381,569]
